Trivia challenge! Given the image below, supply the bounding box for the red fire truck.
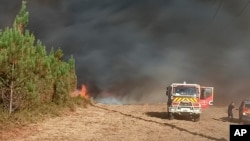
[166,81,214,121]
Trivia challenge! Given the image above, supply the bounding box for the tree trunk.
[9,63,14,115]
[9,81,13,115]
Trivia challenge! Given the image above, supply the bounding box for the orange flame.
[70,84,90,99]
[80,84,89,98]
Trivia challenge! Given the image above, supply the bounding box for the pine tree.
[0,1,77,114]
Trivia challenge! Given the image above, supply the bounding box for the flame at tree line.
[71,84,89,99]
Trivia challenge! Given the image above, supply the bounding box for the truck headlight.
[243,112,246,115]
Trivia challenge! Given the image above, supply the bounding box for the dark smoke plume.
[1,0,250,105]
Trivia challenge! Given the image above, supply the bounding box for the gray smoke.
[1,0,250,105]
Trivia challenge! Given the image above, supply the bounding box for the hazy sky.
[1,0,250,105]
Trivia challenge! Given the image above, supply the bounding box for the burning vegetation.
[70,84,89,99]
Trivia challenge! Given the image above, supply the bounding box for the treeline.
[0,1,79,115]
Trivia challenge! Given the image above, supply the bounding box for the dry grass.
[2,103,234,141]
[0,96,91,131]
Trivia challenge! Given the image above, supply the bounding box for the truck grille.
[179,102,192,107]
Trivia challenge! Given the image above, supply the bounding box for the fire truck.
[166,81,214,122]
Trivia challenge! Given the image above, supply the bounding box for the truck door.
[199,87,214,108]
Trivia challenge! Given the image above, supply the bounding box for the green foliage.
[13,1,29,33]
[0,0,79,116]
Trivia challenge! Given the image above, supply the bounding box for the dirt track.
[2,103,239,141]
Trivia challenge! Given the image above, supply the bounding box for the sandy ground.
[1,103,240,141]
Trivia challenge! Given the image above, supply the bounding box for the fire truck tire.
[168,112,174,120]
[193,115,200,122]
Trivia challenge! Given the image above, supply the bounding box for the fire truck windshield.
[173,86,198,96]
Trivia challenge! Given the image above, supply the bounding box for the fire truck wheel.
[193,115,200,122]
[168,113,174,120]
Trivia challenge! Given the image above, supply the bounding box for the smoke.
[1,0,250,105]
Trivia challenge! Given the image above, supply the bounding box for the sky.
[1,0,250,105]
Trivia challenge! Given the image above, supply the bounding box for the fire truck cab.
[166,81,202,122]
